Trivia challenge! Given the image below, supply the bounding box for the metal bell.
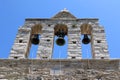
[31,34,39,45]
[82,34,90,44]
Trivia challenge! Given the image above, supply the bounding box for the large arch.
[26,24,42,58]
[53,24,68,59]
[80,23,93,58]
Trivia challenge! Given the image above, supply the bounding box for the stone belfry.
[1,9,120,80]
[9,8,109,59]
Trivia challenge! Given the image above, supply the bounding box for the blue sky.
[0,0,120,59]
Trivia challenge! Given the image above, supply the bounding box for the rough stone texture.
[0,59,119,80]
[9,28,31,59]
[91,25,109,59]
[37,24,54,59]
[67,24,82,59]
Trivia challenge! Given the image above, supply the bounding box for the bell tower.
[9,9,109,59]
[2,9,120,80]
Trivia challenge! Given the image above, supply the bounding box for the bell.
[56,37,65,46]
[31,34,39,45]
[82,34,90,44]
[55,29,66,46]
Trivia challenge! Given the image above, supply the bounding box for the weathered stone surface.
[0,59,119,80]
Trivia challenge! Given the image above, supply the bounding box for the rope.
[59,46,62,76]
[31,48,34,75]
[86,45,90,80]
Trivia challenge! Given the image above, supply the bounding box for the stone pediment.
[52,8,76,20]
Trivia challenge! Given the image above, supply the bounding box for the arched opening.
[80,24,92,59]
[53,24,68,59]
[27,24,42,58]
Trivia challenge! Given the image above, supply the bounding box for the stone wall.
[9,18,110,59]
[0,59,119,80]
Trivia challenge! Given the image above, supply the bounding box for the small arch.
[30,24,42,45]
[80,23,92,35]
[31,24,42,34]
[54,24,68,35]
